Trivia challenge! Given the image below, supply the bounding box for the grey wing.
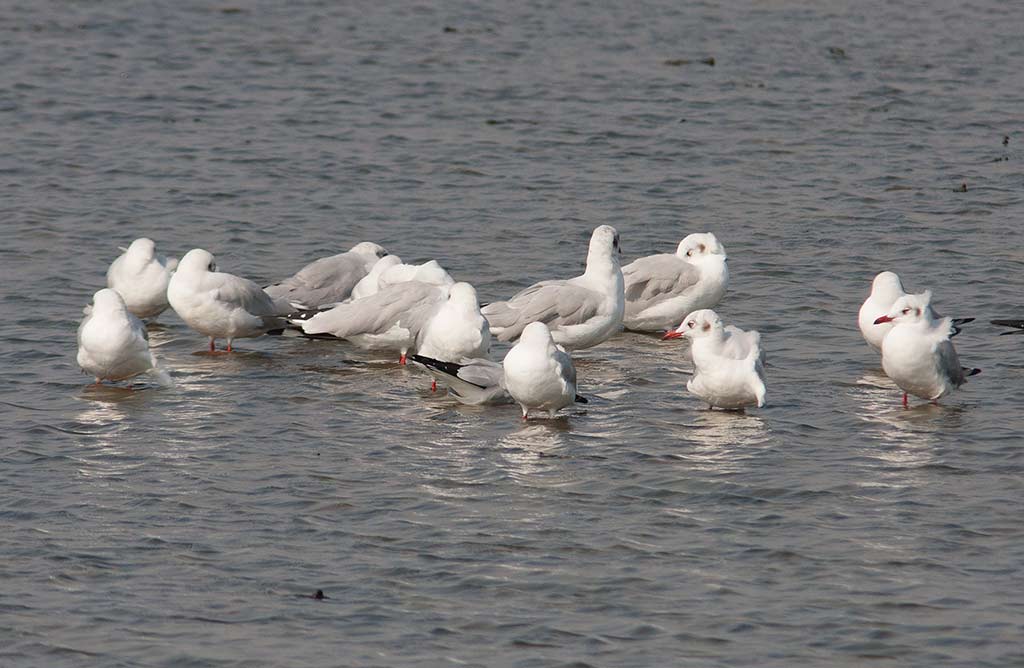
[207,272,291,317]
[935,338,967,388]
[622,254,700,305]
[265,253,365,307]
[483,282,600,341]
[455,358,504,388]
[554,347,577,392]
[307,282,442,337]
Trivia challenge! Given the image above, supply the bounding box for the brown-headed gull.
[349,255,403,301]
[874,291,980,407]
[377,259,455,292]
[622,232,728,332]
[167,248,292,352]
[859,271,973,351]
[263,242,388,308]
[409,353,591,408]
[296,278,472,364]
[105,238,178,320]
[670,309,765,410]
[502,322,578,419]
[482,225,624,350]
[77,288,170,385]
[414,283,491,389]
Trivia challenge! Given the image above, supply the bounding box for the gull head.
[448,282,479,307]
[676,232,726,262]
[350,241,388,260]
[590,225,621,258]
[663,308,722,340]
[91,287,129,314]
[127,237,157,260]
[875,291,932,325]
[179,248,218,274]
[520,321,555,347]
[870,271,905,302]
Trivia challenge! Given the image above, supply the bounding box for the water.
[3,0,1024,665]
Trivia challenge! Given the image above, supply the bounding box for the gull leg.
[209,338,216,352]
[226,339,234,353]
[399,354,406,365]
[902,393,909,408]
[431,380,437,392]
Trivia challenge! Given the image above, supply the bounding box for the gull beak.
[874,315,894,325]
[662,330,684,340]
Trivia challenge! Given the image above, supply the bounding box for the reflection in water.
[72,393,137,479]
[672,410,773,475]
[848,371,969,470]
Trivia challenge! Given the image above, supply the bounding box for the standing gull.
[502,322,578,419]
[858,271,973,351]
[106,237,178,320]
[874,291,980,407]
[671,309,766,410]
[77,288,169,385]
[482,225,624,350]
[168,249,292,352]
[264,242,388,308]
[622,232,728,332]
[296,280,450,363]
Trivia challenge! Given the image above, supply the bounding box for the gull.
[502,322,578,419]
[264,242,388,308]
[377,259,454,291]
[858,271,973,351]
[622,232,728,332]
[296,280,449,363]
[349,255,403,301]
[167,248,292,352]
[991,319,1024,335]
[409,353,591,407]
[482,225,624,350]
[671,309,766,410]
[105,238,178,320]
[414,282,491,389]
[408,355,509,405]
[874,291,980,407]
[77,288,170,385]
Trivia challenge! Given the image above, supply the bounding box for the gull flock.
[80,227,999,417]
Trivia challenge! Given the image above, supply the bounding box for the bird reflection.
[669,410,772,474]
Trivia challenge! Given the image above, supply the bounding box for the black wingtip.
[991,319,1024,329]
[574,394,588,404]
[266,328,285,336]
[408,354,464,377]
[951,317,975,326]
[964,367,981,377]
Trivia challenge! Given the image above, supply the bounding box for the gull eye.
[379,250,388,258]
[901,308,910,315]
[208,262,217,271]
[914,308,921,316]
[687,321,695,328]
[685,250,693,257]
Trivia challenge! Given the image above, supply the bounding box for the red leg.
[209,338,216,352]
[226,341,233,353]
[902,393,909,408]
[431,379,437,392]
[399,354,406,365]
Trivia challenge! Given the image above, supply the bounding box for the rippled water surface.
[3,1,1024,665]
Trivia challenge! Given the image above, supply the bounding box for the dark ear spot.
[915,308,921,316]
[702,322,711,331]
[698,244,706,252]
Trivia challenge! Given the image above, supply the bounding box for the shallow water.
[3,1,1024,665]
